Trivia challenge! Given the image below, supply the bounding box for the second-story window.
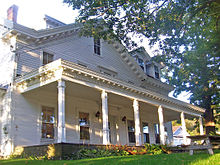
[154,65,160,79]
[43,52,54,65]
[94,38,101,55]
[138,58,144,71]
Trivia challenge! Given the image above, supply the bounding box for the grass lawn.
[0,150,219,165]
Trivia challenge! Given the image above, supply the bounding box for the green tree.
[64,0,220,134]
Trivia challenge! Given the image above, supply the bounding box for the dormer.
[130,47,162,80]
[145,61,162,80]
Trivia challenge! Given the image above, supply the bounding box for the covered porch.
[15,59,205,147]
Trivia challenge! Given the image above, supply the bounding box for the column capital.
[133,99,139,107]
[101,90,108,98]
[57,79,66,88]
[158,105,163,112]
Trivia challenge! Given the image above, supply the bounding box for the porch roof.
[15,59,205,117]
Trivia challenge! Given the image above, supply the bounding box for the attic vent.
[77,61,88,68]
[98,66,117,78]
[128,81,134,85]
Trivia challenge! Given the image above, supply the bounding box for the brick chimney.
[7,5,18,23]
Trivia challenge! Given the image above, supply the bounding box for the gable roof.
[173,126,190,137]
[0,18,174,93]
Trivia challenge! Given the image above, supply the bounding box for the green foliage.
[63,144,171,160]
[144,143,170,155]
[63,0,220,134]
[65,147,129,160]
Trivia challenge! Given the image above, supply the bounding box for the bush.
[144,143,171,155]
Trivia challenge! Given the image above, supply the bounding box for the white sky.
[0,0,78,29]
[0,0,190,103]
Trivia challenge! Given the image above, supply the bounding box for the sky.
[0,0,78,29]
[0,0,190,103]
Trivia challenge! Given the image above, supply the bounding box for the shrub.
[144,143,171,155]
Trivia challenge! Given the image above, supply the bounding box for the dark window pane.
[128,132,135,143]
[154,65,159,79]
[94,38,101,55]
[138,58,144,70]
[43,52,54,65]
[144,133,150,143]
[128,120,135,143]
[80,126,90,140]
[154,124,160,144]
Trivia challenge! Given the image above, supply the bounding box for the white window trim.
[40,49,55,66]
[40,105,56,143]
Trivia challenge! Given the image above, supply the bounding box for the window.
[143,122,150,143]
[138,58,144,71]
[94,38,101,55]
[43,52,54,65]
[41,106,55,139]
[79,112,90,140]
[154,124,160,144]
[154,65,160,79]
[127,120,135,143]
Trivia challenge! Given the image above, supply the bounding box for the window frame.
[127,120,135,143]
[154,123,160,144]
[137,57,144,71]
[143,122,150,143]
[42,51,54,65]
[79,112,90,140]
[94,38,101,56]
[154,65,160,79]
[41,106,55,140]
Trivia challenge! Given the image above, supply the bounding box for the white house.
[0,5,205,156]
[172,126,191,146]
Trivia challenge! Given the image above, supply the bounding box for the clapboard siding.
[17,35,141,86]
[13,86,165,147]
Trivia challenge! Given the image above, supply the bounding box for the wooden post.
[102,90,110,145]
[199,116,204,135]
[57,80,66,143]
[158,106,165,145]
[133,99,142,146]
[180,112,187,145]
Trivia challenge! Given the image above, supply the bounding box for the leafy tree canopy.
[64,0,220,133]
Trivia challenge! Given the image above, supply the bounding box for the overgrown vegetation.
[64,144,171,160]
[7,144,171,160]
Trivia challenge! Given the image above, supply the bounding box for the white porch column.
[158,106,165,145]
[57,80,66,143]
[199,116,204,135]
[133,99,142,146]
[180,112,187,145]
[101,90,110,145]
